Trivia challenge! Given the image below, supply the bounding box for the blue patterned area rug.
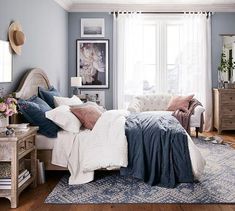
[45,138,235,204]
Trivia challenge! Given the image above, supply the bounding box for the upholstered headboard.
[12,68,51,124]
[14,68,51,99]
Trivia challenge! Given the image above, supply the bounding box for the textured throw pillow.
[167,94,194,111]
[38,86,61,108]
[71,101,106,113]
[71,105,102,130]
[18,96,60,138]
[45,105,82,133]
[53,95,83,107]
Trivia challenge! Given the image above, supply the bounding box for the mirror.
[0,40,12,83]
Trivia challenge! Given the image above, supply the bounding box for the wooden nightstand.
[0,126,38,208]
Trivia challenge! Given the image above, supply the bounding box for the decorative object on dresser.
[213,88,235,134]
[77,39,109,88]
[71,76,82,95]
[0,126,38,208]
[218,35,235,88]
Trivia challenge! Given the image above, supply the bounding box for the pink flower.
[4,108,14,117]
[0,103,7,112]
[5,97,17,105]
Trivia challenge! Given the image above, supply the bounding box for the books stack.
[0,169,31,189]
[8,123,29,133]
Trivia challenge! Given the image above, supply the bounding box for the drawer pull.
[20,146,25,150]
[28,141,33,144]
[230,97,233,100]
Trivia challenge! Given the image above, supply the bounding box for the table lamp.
[71,76,82,95]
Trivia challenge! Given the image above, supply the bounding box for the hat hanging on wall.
[8,21,26,55]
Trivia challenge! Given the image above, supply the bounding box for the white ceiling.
[54,0,235,11]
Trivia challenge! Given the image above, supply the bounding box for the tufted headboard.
[14,68,51,99]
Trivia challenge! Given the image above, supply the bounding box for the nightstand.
[0,126,39,208]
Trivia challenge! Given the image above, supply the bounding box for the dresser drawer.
[221,93,235,103]
[222,118,235,129]
[221,106,235,115]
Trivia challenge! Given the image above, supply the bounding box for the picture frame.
[80,90,105,107]
[76,39,109,88]
[81,18,105,38]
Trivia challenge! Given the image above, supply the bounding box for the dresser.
[213,88,235,134]
[0,126,38,208]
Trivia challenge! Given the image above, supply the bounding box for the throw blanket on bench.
[172,99,204,134]
[120,112,194,188]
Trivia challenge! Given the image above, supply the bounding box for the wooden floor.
[0,131,235,211]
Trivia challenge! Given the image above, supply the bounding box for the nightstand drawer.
[18,141,26,154]
[25,135,35,150]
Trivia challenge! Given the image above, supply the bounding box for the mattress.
[35,134,55,150]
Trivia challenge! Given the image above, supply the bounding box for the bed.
[13,68,206,187]
[13,68,67,170]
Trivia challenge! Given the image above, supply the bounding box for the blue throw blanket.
[120,112,193,188]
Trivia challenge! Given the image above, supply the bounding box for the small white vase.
[0,116,9,128]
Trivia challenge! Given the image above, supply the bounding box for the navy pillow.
[18,96,60,138]
[38,86,61,108]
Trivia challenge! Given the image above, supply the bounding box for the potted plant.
[218,52,235,87]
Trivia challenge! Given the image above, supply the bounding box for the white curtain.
[113,13,143,109]
[178,13,212,131]
[113,13,212,131]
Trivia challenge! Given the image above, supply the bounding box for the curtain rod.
[111,11,212,18]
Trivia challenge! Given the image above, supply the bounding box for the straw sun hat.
[8,21,26,55]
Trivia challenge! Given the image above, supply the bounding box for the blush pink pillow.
[167,95,194,111]
[70,105,102,130]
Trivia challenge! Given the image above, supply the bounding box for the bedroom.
[0,0,234,210]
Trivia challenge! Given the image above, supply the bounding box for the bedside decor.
[77,39,109,88]
[8,21,26,55]
[0,96,17,129]
[81,18,105,37]
[71,76,82,95]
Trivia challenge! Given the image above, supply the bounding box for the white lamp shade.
[71,77,82,87]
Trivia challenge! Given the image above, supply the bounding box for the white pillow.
[45,105,81,133]
[53,95,83,107]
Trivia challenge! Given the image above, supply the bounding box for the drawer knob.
[20,146,25,150]
[230,97,233,100]
[28,141,33,144]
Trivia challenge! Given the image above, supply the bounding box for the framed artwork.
[81,18,105,37]
[77,39,109,88]
[80,90,105,107]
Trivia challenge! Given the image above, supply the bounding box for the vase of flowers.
[218,51,235,88]
[0,96,18,128]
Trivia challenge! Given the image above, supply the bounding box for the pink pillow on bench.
[167,94,194,111]
[71,105,102,130]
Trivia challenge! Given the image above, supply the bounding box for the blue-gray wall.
[0,0,68,96]
[212,13,235,88]
[68,12,113,109]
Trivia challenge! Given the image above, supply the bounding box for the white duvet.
[51,110,205,185]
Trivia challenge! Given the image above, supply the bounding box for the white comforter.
[52,110,205,185]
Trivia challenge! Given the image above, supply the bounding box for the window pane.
[143,25,156,64]
[167,25,180,64]
[143,64,156,94]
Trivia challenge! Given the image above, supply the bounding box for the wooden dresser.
[213,88,235,134]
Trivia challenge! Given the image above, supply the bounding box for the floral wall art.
[77,40,109,88]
